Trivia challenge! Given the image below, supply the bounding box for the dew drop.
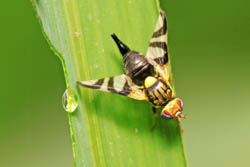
[62,89,78,112]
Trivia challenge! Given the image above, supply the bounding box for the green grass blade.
[32,0,187,166]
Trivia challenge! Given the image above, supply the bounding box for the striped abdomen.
[145,80,172,106]
[123,51,155,86]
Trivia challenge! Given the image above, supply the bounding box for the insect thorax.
[145,79,172,106]
[123,51,155,86]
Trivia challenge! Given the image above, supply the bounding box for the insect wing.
[146,10,171,82]
[77,74,146,101]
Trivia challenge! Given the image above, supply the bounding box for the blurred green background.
[1,0,249,167]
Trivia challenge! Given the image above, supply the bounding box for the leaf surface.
[32,0,187,166]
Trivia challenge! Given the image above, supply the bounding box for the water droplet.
[62,89,78,112]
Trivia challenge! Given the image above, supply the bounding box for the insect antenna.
[111,33,130,56]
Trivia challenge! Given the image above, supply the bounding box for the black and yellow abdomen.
[123,51,155,86]
[145,77,172,106]
[111,34,155,86]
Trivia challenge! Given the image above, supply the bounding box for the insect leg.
[151,107,158,131]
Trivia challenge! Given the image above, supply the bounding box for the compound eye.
[177,99,184,109]
[162,110,173,119]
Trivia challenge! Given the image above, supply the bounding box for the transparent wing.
[146,10,171,82]
[77,74,147,100]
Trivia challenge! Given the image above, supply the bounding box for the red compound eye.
[164,110,169,114]
[177,99,183,108]
[163,110,172,119]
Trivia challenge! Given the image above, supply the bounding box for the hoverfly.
[77,10,184,128]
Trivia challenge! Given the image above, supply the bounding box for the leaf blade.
[32,0,187,166]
